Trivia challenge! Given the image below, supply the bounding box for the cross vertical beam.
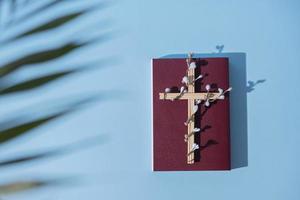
[187,68,195,164]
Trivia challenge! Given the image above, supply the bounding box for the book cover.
[152,57,231,171]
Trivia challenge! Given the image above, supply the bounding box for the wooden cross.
[159,67,220,164]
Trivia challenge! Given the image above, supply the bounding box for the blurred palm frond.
[0,0,112,196]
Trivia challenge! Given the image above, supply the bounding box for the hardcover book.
[152,56,231,171]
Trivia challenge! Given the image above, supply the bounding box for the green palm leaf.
[0,135,107,168]
[0,112,68,145]
[0,0,113,196]
[0,69,77,95]
[0,93,100,145]
[14,11,84,39]
[0,178,71,195]
[0,42,84,77]
[16,0,65,23]
[0,180,48,194]
[0,151,57,167]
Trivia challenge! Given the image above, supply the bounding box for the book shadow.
[161,52,248,169]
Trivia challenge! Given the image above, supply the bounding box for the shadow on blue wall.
[161,52,249,169]
[225,53,248,169]
[246,79,266,93]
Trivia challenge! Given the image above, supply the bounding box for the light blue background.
[0,0,300,199]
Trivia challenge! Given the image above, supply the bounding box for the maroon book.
[152,57,231,171]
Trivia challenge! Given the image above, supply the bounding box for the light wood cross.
[159,67,219,164]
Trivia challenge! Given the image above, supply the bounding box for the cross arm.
[159,92,220,100]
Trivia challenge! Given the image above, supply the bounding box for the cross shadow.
[161,52,249,169]
[247,79,266,93]
[201,139,219,151]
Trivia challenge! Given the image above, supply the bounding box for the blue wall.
[0,0,300,199]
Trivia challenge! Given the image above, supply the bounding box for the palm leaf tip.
[0,114,62,145]
[0,95,99,145]
[15,11,84,40]
[0,178,71,195]
[8,0,109,41]
[0,134,108,168]
[0,69,77,95]
[0,42,84,78]
[0,181,44,195]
